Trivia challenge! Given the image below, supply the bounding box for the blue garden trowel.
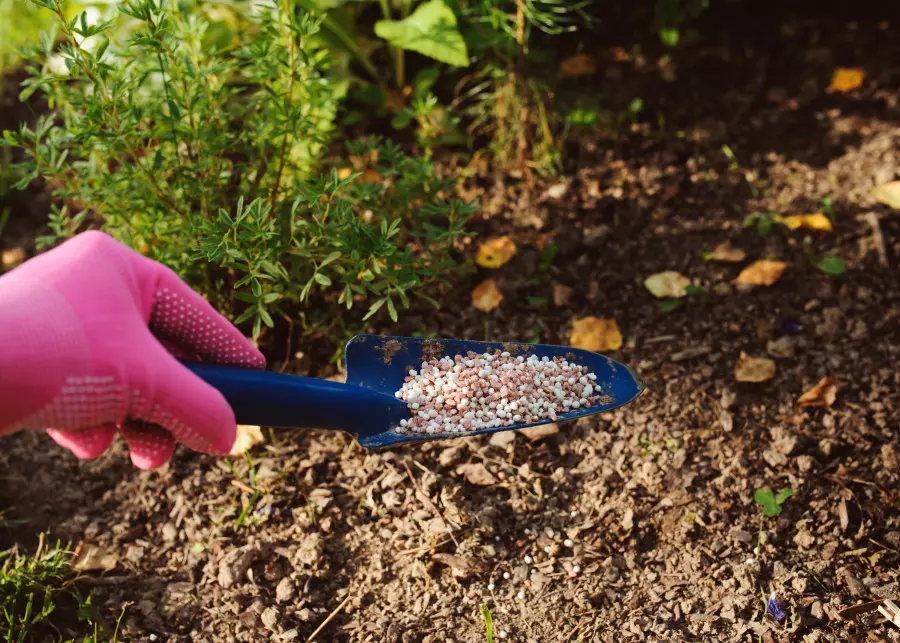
[184,334,646,449]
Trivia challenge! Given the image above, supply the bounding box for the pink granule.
[393,350,603,435]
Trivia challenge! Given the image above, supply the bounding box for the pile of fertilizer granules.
[394,350,603,435]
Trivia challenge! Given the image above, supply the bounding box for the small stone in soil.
[394,351,602,435]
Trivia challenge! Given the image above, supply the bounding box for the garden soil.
[2,1,900,641]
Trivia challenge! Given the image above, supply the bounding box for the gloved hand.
[0,230,266,469]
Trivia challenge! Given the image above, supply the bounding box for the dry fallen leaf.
[734,259,787,286]
[476,236,517,268]
[644,271,692,298]
[569,317,623,352]
[828,67,865,93]
[559,53,596,77]
[797,376,839,408]
[73,543,117,572]
[1,247,26,271]
[456,463,498,486]
[230,425,264,455]
[471,278,503,312]
[872,181,900,210]
[708,241,747,263]
[518,423,559,442]
[735,352,776,383]
[777,213,833,232]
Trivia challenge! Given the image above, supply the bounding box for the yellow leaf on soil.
[797,376,839,408]
[569,317,623,352]
[337,167,353,180]
[644,271,692,298]
[73,543,117,572]
[476,236,517,268]
[472,278,503,312]
[872,181,900,210]
[828,67,865,93]
[735,352,776,383]
[230,425,264,455]
[777,213,833,231]
[1,247,26,271]
[734,259,787,286]
[559,53,597,77]
[708,241,747,263]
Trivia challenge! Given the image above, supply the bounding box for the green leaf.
[814,256,846,276]
[313,272,332,286]
[481,604,493,643]
[374,0,469,68]
[754,487,779,517]
[386,297,398,322]
[659,27,679,47]
[258,306,274,328]
[362,298,386,321]
[319,250,342,268]
[658,299,682,314]
[775,488,795,505]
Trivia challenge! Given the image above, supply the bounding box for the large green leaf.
[374,0,469,67]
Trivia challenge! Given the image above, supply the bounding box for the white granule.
[394,350,603,435]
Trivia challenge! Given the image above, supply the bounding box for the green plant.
[480,603,494,643]
[810,254,846,276]
[754,487,793,518]
[0,538,119,642]
[226,453,263,530]
[5,0,475,347]
[754,486,794,554]
[455,0,592,177]
[653,0,708,47]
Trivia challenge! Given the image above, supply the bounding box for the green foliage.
[480,603,494,643]
[754,487,794,518]
[812,255,846,276]
[375,0,469,67]
[653,0,708,47]
[5,0,475,343]
[0,542,71,642]
[0,0,54,72]
[0,540,118,642]
[743,212,777,237]
[455,0,593,176]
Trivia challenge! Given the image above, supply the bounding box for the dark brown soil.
[2,1,900,642]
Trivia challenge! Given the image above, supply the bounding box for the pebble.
[394,351,603,435]
[563,539,573,547]
[503,572,510,579]
[499,631,508,639]
[488,583,495,590]
[517,591,526,599]
[524,555,533,564]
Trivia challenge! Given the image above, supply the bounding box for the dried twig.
[306,594,352,642]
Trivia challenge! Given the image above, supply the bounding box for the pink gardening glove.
[0,230,266,469]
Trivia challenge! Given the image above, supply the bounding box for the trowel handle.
[181,362,406,432]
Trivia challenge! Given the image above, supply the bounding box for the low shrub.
[4,0,476,345]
